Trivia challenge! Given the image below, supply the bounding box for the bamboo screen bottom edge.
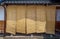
[6,5,56,34]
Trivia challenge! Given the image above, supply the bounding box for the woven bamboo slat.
[46,6,56,34]
[6,5,56,34]
[36,5,46,33]
[16,5,26,33]
[26,5,36,34]
[6,5,16,34]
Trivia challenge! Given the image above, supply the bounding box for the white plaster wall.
[0,6,4,20]
[56,9,60,21]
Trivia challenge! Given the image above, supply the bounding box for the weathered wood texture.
[56,21,60,32]
[0,21,4,33]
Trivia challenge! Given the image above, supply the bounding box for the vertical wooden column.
[26,5,36,34]
[46,6,56,34]
[6,5,16,34]
[16,5,26,33]
[36,5,46,33]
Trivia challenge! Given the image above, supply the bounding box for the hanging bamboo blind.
[46,6,56,34]
[6,5,56,34]
[16,5,26,33]
[6,5,16,34]
[36,5,46,33]
[26,5,36,34]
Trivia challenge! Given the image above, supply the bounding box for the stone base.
[0,37,4,39]
[4,36,44,39]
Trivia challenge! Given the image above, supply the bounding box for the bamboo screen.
[6,5,56,34]
[26,5,36,34]
[6,5,16,34]
[16,5,26,33]
[36,5,46,33]
[46,6,56,34]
